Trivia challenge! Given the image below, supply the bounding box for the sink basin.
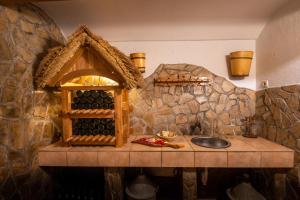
[191,137,231,149]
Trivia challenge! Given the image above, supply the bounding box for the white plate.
[156,133,177,141]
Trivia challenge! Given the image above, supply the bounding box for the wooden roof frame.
[35,25,143,89]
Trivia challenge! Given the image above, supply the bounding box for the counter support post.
[273,173,287,200]
[182,168,197,200]
[104,167,124,200]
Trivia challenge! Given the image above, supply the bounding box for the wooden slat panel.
[49,48,85,86]
[122,89,129,143]
[67,135,115,146]
[61,109,114,119]
[114,88,123,147]
[61,90,72,141]
[60,85,120,91]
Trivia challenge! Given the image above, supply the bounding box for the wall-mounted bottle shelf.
[154,76,213,86]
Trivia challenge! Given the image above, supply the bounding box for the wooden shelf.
[60,85,120,91]
[61,109,114,118]
[66,135,116,146]
[154,76,213,86]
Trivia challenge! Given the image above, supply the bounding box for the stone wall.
[0,4,64,199]
[130,64,256,136]
[256,85,300,183]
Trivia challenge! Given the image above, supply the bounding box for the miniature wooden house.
[35,26,143,147]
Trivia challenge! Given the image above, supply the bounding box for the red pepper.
[154,139,165,145]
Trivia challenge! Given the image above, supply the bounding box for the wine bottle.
[103,130,109,135]
[83,91,91,97]
[72,117,116,136]
[91,90,100,98]
[91,103,98,109]
[87,96,94,104]
[98,124,105,131]
[96,98,103,104]
[76,90,83,97]
[71,103,78,109]
[106,124,114,130]
[92,129,98,135]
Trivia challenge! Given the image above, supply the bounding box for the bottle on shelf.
[72,118,115,136]
[72,90,114,110]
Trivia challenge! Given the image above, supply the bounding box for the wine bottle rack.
[61,109,114,118]
[66,135,116,146]
[61,86,129,147]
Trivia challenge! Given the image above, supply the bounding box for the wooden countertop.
[38,135,294,168]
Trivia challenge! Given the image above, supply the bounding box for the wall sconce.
[130,52,146,73]
[229,51,254,77]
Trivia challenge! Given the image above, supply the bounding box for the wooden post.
[273,173,287,200]
[122,89,129,143]
[182,168,197,200]
[61,90,72,141]
[114,88,123,147]
[104,168,124,200]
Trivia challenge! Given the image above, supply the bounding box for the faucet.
[241,116,256,137]
[191,121,202,135]
[210,119,218,138]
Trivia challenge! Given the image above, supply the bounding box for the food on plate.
[161,131,175,137]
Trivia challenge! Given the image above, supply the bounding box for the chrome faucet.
[241,116,256,138]
[191,121,202,135]
[210,119,218,138]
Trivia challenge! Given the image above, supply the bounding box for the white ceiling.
[36,0,289,41]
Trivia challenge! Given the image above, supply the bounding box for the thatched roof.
[35,25,144,89]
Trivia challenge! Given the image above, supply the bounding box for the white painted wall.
[111,40,256,90]
[256,1,300,89]
[36,0,287,41]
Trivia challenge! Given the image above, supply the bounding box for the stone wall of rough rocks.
[256,85,300,182]
[129,64,256,136]
[0,4,65,199]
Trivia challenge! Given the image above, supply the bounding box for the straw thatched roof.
[35,25,144,89]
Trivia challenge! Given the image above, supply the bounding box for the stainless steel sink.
[191,137,231,149]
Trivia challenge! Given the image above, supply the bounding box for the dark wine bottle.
[106,124,114,130]
[96,98,103,104]
[83,91,91,97]
[78,103,82,108]
[98,124,105,131]
[91,90,100,98]
[73,97,80,103]
[87,96,94,104]
[95,119,101,124]
[76,90,83,97]
[91,103,97,109]
[71,103,78,109]
[103,130,109,135]
[92,129,98,135]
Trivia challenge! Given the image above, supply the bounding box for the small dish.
[156,131,177,141]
